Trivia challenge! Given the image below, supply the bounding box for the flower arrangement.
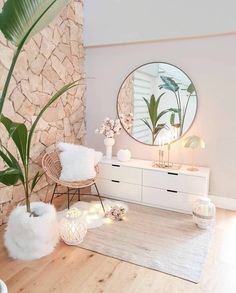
[119,113,134,132]
[96,117,122,138]
[105,204,127,221]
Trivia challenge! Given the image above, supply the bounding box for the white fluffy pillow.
[94,151,103,165]
[57,143,103,181]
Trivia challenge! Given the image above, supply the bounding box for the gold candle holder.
[152,145,165,168]
[159,149,164,168]
[166,143,173,168]
[152,135,181,170]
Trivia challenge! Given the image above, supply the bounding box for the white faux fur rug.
[57,200,128,229]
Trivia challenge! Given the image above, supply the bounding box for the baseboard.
[209,194,236,211]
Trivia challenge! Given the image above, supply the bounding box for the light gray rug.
[78,201,212,283]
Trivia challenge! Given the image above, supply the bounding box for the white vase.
[104,137,115,160]
[193,197,216,229]
[4,202,59,260]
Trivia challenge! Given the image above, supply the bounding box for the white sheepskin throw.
[57,143,103,181]
[57,200,129,229]
[4,202,59,261]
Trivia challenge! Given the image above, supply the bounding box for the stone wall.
[0,0,85,224]
[117,73,134,116]
[117,73,134,133]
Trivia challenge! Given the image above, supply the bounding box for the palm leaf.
[143,95,157,129]
[0,0,70,47]
[154,123,166,135]
[159,76,179,92]
[141,119,153,132]
[187,82,195,95]
[156,92,165,111]
[0,0,70,114]
[142,97,150,111]
[0,115,28,165]
[0,149,13,167]
[0,168,20,186]
[156,108,179,123]
[31,171,44,192]
[170,112,175,126]
[1,145,24,183]
[149,95,157,128]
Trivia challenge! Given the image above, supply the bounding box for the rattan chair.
[42,150,105,213]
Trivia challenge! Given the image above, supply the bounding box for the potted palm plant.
[159,76,196,136]
[0,0,79,260]
[142,94,179,144]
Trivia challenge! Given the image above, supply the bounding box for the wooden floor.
[1,205,236,293]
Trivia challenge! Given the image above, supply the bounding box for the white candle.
[160,138,164,151]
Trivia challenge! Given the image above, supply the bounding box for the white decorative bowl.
[117,149,131,162]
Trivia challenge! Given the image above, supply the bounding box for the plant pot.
[0,280,7,293]
[4,202,59,261]
[104,137,115,160]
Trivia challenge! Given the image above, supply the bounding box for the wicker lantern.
[59,208,87,245]
[193,197,215,229]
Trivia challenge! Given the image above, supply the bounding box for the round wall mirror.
[117,62,197,145]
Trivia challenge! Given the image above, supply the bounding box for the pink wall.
[85,34,236,199]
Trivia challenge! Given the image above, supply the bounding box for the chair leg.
[50,183,57,204]
[94,183,106,215]
[67,187,70,210]
[78,189,81,201]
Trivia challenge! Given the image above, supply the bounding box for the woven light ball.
[193,197,215,229]
[59,208,87,245]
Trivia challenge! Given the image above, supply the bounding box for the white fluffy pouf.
[4,202,59,261]
[0,280,8,293]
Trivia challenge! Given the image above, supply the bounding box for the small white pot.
[4,202,59,261]
[117,149,131,162]
[104,137,115,160]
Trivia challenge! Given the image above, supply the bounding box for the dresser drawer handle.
[167,172,178,176]
[112,164,120,167]
[112,180,120,183]
[167,189,178,193]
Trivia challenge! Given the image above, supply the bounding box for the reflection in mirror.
[117,62,197,145]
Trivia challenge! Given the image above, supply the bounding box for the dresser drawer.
[98,163,142,185]
[142,186,199,213]
[96,178,142,202]
[143,169,207,195]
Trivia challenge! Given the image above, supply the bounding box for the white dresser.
[96,158,210,214]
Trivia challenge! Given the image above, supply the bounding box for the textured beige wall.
[0,0,85,224]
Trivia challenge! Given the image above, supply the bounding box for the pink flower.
[96,117,122,138]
